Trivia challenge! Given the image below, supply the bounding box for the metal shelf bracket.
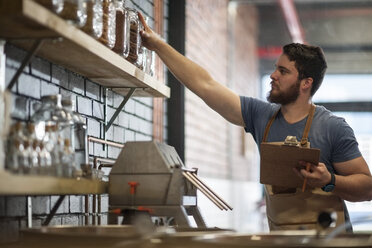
[6,39,44,90]
[104,87,136,132]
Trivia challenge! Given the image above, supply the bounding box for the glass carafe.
[81,0,103,39]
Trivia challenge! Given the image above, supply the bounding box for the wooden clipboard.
[260,142,320,188]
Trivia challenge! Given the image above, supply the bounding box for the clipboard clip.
[283,136,310,148]
[283,136,300,147]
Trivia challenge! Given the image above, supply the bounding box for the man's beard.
[267,80,301,105]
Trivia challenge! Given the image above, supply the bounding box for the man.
[138,13,372,231]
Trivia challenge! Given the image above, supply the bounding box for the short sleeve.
[331,118,361,163]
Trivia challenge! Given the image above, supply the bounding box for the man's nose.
[270,70,278,80]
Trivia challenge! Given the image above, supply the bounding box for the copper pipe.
[187,172,233,211]
[182,172,225,210]
[93,157,115,169]
[88,136,124,148]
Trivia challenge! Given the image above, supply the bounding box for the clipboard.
[260,142,320,188]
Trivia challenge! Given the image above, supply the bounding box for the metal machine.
[108,141,232,227]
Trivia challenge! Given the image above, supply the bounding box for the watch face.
[323,184,335,192]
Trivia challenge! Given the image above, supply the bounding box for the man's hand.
[294,161,331,188]
[138,12,162,51]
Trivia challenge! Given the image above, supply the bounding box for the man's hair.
[283,43,327,96]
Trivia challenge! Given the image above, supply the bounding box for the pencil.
[302,162,311,192]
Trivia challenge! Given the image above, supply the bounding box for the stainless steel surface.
[108,141,231,227]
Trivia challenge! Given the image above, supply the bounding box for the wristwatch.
[322,172,335,192]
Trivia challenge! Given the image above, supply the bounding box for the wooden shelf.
[0,171,108,195]
[0,0,170,98]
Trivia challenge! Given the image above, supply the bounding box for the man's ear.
[302,77,313,90]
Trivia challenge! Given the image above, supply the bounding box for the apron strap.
[262,104,316,145]
[262,108,280,143]
[300,104,316,146]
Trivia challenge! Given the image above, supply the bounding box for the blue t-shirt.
[240,96,362,173]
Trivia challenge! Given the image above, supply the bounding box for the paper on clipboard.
[260,142,320,188]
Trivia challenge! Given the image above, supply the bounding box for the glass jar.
[135,18,145,70]
[112,0,129,58]
[141,17,154,75]
[145,49,155,76]
[81,0,103,39]
[31,94,72,141]
[61,99,86,177]
[58,0,88,27]
[35,0,64,14]
[126,8,140,64]
[98,0,116,48]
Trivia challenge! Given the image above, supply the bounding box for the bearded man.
[139,13,372,232]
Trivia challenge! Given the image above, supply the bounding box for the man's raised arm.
[138,13,244,126]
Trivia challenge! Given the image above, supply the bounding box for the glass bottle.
[126,8,140,64]
[5,122,26,173]
[21,140,32,175]
[112,0,129,58]
[61,139,75,178]
[29,140,41,175]
[98,0,116,48]
[35,0,64,14]
[8,139,23,174]
[38,142,52,175]
[58,0,88,27]
[24,123,39,175]
[81,0,103,39]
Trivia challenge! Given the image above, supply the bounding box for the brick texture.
[185,0,230,178]
[184,0,260,180]
[184,0,262,232]
[0,0,160,242]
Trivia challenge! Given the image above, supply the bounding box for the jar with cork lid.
[57,0,88,27]
[112,0,130,58]
[81,0,103,39]
[98,0,116,48]
[126,8,140,64]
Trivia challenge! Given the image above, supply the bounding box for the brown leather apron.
[262,104,345,231]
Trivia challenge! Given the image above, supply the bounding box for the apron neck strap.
[262,104,316,146]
